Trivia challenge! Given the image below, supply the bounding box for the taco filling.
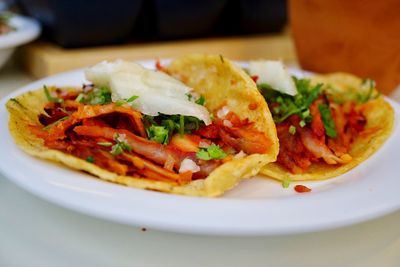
[7,58,278,196]
[248,60,393,179]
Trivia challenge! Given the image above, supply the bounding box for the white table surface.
[0,60,399,267]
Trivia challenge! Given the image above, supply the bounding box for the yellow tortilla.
[167,54,279,157]
[6,56,278,197]
[260,73,394,181]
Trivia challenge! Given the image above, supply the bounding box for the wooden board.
[17,33,297,78]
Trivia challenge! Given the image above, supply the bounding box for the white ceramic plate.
[0,61,399,236]
[0,14,41,69]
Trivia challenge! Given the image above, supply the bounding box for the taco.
[6,58,278,196]
[248,60,394,182]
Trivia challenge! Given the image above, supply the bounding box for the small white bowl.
[0,14,41,69]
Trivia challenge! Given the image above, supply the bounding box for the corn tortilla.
[167,54,279,158]
[6,57,278,197]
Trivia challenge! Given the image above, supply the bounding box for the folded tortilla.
[260,73,394,181]
[167,54,279,158]
[7,55,279,196]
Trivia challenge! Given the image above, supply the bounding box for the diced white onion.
[115,133,128,143]
[217,106,230,119]
[179,158,201,173]
[223,119,233,127]
[199,141,210,148]
[233,150,247,159]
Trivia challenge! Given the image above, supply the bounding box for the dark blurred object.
[17,0,143,47]
[290,0,400,95]
[16,0,287,48]
[214,0,287,36]
[131,0,228,41]
[154,0,227,39]
[233,0,287,34]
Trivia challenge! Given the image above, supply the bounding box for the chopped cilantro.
[126,95,139,102]
[219,55,225,63]
[97,141,113,147]
[115,95,139,106]
[42,116,69,131]
[196,144,227,160]
[110,144,124,156]
[195,95,206,106]
[303,83,322,108]
[75,93,84,103]
[196,149,211,160]
[288,125,296,135]
[76,86,112,105]
[186,94,205,105]
[258,83,273,91]
[258,77,322,125]
[282,177,291,188]
[147,125,169,144]
[85,156,95,163]
[110,133,132,156]
[179,115,185,135]
[143,114,204,144]
[357,78,379,104]
[44,85,64,104]
[318,104,337,138]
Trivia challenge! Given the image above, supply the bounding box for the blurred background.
[0,0,399,95]
[15,0,287,47]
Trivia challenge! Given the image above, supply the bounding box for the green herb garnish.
[195,95,205,106]
[282,177,291,188]
[186,94,205,105]
[146,125,169,144]
[110,133,132,156]
[76,86,112,105]
[357,78,379,104]
[97,141,113,147]
[318,104,337,138]
[110,145,123,156]
[258,78,323,125]
[115,95,139,106]
[44,85,64,104]
[143,114,203,144]
[42,116,69,131]
[179,115,185,135]
[196,144,227,160]
[288,125,296,135]
[85,156,95,163]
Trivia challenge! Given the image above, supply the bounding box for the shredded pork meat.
[32,87,272,185]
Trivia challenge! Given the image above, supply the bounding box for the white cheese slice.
[248,60,297,96]
[85,60,211,125]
